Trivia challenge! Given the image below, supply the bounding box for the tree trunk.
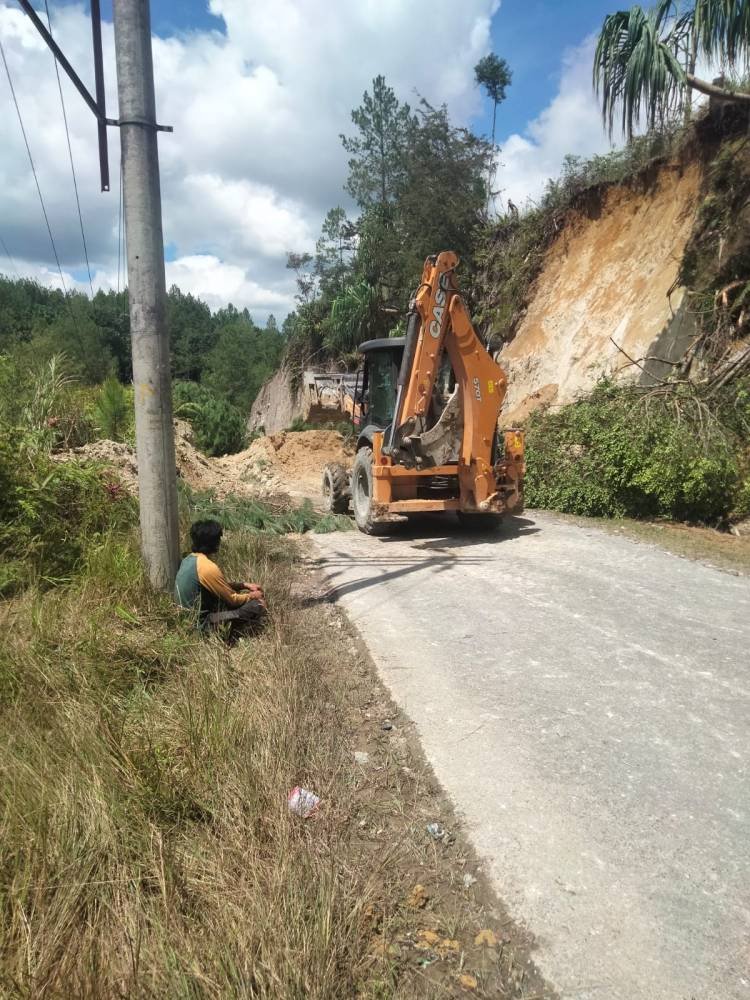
[686,74,750,103]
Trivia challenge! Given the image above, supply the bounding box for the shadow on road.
[381,513,541,549]
[298,515,541,605]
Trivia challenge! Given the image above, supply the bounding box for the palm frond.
[324,281,381,354]
[594,5,687,137]
[693,0,750,70]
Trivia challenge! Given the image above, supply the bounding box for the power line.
[0,35,73,311]
[44,0,94,298]
[0,234,20,279]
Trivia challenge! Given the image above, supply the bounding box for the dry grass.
[545,510,750,575]
[0,529,375,998]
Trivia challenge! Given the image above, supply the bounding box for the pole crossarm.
[16,0,172,192]
[18,0,101,117]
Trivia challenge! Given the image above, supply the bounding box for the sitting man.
[174,519,266,640]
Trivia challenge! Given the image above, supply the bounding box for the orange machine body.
[370,251,524,517]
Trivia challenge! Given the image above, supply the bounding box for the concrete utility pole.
[113,0,179,589]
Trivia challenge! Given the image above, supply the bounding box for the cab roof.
[359,337,405,353]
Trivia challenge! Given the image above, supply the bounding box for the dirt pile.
[64,439,141,494]
[59,426,352,505]
[58,421,261,499]
[218,430,352,499]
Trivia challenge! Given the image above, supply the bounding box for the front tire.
[351,447,386,534]
[322,462,350,514]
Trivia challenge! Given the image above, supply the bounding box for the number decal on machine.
[473,377,482,401]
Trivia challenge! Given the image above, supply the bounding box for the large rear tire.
[322,462,350,514]
[351,447,386,535]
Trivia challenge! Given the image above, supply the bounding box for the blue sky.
[483,0,616,137]
[1,0,617,317]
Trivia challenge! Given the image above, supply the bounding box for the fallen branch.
[609,337,686,386]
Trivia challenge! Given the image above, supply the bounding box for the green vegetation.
[474,53,512,146]
[679,134,750,361]
[525,379,750,523]
[0,275,285,454]
[94,374,133,442]
[0,523,373,996]
[173,380,248,456]
[183,487,352,535]
[0,441,135,595]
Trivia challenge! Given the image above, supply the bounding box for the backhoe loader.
[321,251,524,533]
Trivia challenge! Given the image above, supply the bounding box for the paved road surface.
[310,512,750,1000]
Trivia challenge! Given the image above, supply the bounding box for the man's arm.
[197,555,252,607]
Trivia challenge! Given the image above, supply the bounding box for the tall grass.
[0,529,372,997]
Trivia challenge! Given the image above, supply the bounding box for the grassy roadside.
[540,509,750,575]
[0,525,549,999]
[0,529,369,997]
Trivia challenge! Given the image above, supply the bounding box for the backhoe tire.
[322,462,350,514]
[456,511,503,532]
[351,447,387,535]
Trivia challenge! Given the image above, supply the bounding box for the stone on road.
[310,512,750,1000]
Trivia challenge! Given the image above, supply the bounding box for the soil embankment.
[248,366,303,435]
[499,162,702,423]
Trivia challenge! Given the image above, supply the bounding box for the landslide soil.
[500,162,701,422]
[218,429,355,502]
[60,424,352,505]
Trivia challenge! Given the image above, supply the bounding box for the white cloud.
[0,0,498,320]
[165,255,291,316]
[495,36,612,210]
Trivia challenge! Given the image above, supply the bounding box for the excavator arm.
[384,251,521,511]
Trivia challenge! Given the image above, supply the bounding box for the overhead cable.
[44,0,94,297]
[0,234,20,279]
[0,36,74,312]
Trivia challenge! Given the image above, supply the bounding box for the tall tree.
[397,100,492,292]
[286,252,317,305]
[167,286,214,382]
[474,53,512,145]
[315,207,356,298]
[594,0,750,139]
[341,75,414,209]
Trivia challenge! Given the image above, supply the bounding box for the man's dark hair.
[190,519,223,555]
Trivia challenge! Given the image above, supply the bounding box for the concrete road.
[310,512,750,1000]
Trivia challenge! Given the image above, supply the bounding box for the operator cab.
[354,336,455,446]
[355,337,405,434]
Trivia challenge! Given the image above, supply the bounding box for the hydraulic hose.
[385,305,420,454]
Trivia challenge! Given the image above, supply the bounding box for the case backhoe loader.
[321,251,524,533]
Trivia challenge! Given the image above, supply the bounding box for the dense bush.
[173,380,247,456]
[524,379,749,524]
[0,431,136,593]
